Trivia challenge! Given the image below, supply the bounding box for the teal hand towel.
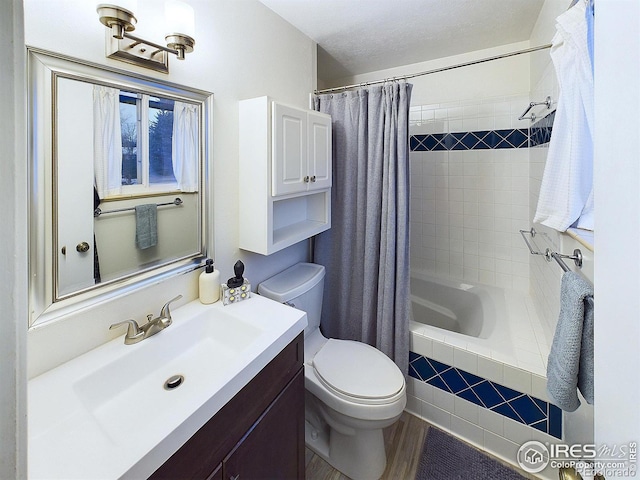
[547,271,594,412]
[135,204,158,249]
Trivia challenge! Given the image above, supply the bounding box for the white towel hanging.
[534,0,594,231]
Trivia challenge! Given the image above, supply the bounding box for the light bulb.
[165,0,195,37]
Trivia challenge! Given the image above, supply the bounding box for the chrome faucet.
[109,295,182,345]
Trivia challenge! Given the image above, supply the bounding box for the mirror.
[28,48,213,326]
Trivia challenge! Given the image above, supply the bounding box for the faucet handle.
[109,319,142,338]
[159,295,183,322]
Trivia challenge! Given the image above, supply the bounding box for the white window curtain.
[93,85,123,198]
[172,101,199,192]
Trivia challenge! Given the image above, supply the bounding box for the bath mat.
[415,427,527,480]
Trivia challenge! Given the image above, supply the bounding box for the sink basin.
[29,295,307,479]
[73,313,262,445]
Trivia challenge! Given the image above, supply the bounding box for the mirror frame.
[27,47,214,327]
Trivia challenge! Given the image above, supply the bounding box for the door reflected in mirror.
[28,48,213,326]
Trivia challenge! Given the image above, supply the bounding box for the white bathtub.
[409,269,554,373]
[410,271,515,359]
[407,270,560,480]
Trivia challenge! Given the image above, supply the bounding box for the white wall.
[0,2,28,477]
[594,0,640,473]
[334,41,532,105]
[24,0,317,377]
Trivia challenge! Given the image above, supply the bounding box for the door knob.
[76,241,90,253]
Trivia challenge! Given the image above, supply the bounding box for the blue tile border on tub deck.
[408,351,562,439]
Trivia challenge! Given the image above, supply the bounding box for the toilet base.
[305,408,389,480]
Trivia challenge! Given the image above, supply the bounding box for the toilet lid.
[312,339,405,402]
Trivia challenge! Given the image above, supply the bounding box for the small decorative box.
[221,279,251,306]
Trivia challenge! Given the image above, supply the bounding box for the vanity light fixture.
[97,1,195,73]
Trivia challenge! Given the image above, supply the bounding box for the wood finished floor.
[304,411,539,480]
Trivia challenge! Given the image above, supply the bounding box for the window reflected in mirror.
[119,92,181,189]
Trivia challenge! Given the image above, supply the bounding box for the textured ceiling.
[258,0,545,84]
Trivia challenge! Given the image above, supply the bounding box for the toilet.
[258,262,406,479]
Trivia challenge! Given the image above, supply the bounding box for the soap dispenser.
[199,259,220,304]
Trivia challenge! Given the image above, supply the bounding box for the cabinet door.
[272,102,308,196]
[308,111,332,191]
[223,370,304,480]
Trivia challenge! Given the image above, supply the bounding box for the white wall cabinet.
[239,97,332,255]
[272,102,331,196]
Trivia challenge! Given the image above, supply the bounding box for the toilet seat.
[312,339,405,406]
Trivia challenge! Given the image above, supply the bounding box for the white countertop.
[28,295,307,479]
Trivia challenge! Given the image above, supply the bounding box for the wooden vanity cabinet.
[150,333,304,480]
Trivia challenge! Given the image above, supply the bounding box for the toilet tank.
[258,263,325,334]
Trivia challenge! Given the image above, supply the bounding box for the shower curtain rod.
[314,43,552,95]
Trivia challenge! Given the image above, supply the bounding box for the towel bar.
[519,227,583,269]
[519,228,546,256]
[94,197,183,217]
[518,96,552,122]
[551,250,583,271]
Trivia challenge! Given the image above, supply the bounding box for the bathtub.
[410,271,514,359]
[406,270,562,480]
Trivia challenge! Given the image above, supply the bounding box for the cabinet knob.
[310,175,316,182]
[230,475,240,480]
[303,176,310,183]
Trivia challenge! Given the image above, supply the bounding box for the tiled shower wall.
[409,94,532,292]
[528,54,563,345]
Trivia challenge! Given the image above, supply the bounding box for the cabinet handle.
[303,176,310,183]
[310,175,316,182]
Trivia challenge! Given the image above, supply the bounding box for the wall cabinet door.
[223,370,304,480]
[272,103,332,196]
[272,102,308,196]
[308,111,332,191]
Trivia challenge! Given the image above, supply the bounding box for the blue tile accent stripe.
[409,352,562,439]
[530,110,555,147]
[410,128,529,151]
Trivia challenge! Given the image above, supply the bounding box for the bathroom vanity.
[151,333,304,479]
[28,295,306,479]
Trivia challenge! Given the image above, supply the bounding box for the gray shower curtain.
[313,82,412,375]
